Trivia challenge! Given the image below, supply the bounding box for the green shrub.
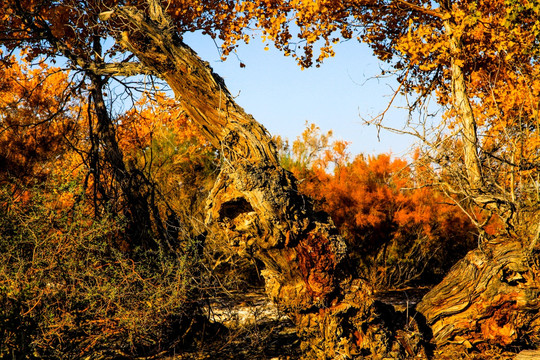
[0,185,205,359]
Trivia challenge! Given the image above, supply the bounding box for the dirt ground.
[169,289,531,360]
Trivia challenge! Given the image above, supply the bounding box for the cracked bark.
[417,240,540,350]
[101,1,540,357]
[104,2,427,358]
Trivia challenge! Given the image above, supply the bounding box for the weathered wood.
[114,5,277,166]
[106,2,420,358]
[515,350,540,360]
[417,240,540,348]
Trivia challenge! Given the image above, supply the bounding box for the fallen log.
[417,240,540,350]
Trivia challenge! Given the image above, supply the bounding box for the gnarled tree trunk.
[417,240,540,351]
[103,1,540,358]
[104,2,427,359]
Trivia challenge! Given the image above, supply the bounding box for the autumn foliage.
[0,55,219,357]
[277,124,476,288]
[2,0,540,357]
[0,58,80,186]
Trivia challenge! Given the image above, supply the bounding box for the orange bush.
[279,124,477,288]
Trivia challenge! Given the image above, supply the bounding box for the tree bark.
[105,2,430,358]
[444,18,483,191]
[417,240,540,350]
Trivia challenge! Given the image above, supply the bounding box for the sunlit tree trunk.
[106,2,427,358]
[444,18,483,191]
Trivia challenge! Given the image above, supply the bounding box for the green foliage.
[0,184,205,359]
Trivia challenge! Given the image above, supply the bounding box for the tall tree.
[104,4,386,358]
[1,1,420,358]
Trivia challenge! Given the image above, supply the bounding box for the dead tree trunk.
[103,2,428,358]
[417,240,540,350]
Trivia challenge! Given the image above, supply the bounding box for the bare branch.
[394,0,445,19]
[81,61,156,77]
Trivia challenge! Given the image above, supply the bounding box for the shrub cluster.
[276,124,478,289]
[0,186,205,359]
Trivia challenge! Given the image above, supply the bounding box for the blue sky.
[182,32,418,158]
